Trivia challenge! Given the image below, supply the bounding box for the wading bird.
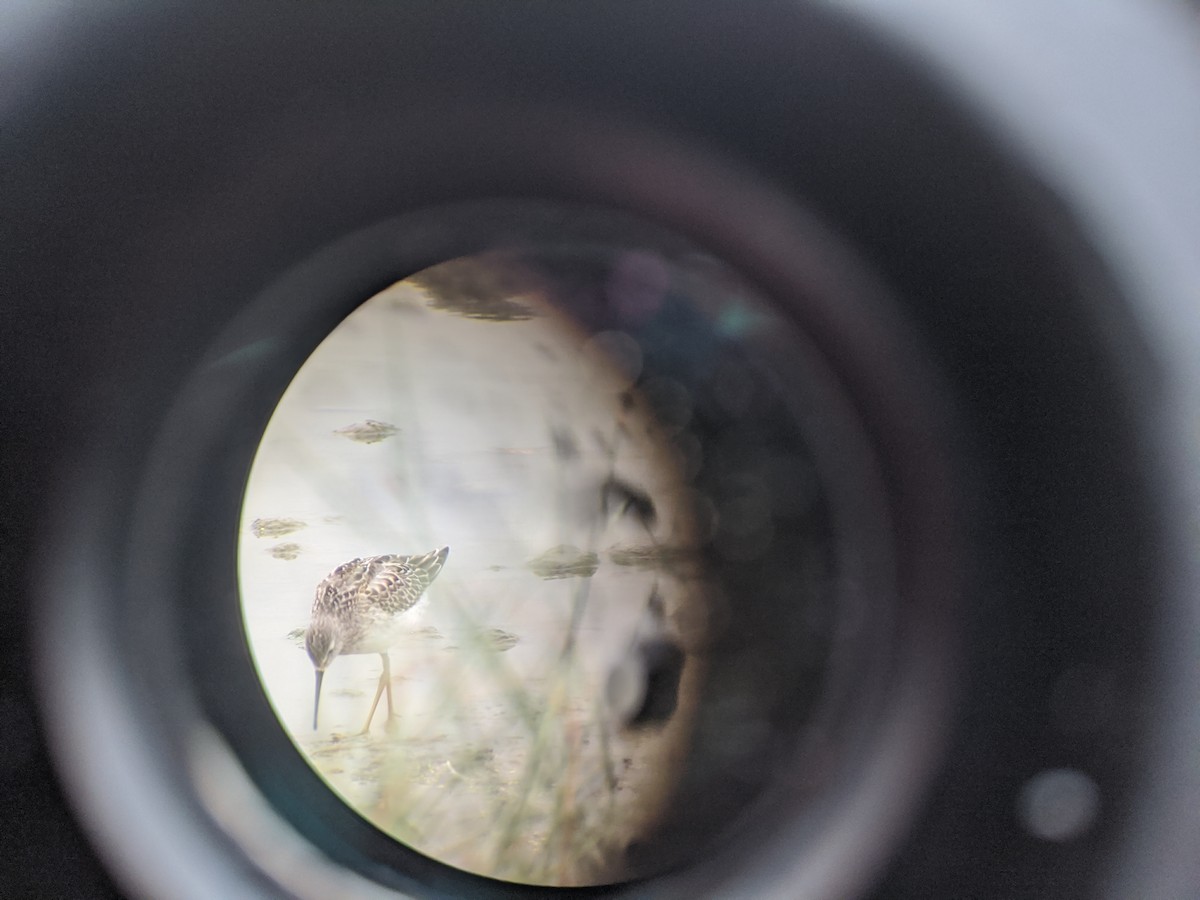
[305,546,449,731]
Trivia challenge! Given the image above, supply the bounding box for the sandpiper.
[305,546,449,731]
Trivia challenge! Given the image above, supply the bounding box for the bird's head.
[305,620,341,671]
[305,620,342,730]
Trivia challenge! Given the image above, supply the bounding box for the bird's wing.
[310,556,371,615]
[360,549,447,614]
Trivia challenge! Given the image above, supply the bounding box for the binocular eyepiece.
[5,2,1200,898]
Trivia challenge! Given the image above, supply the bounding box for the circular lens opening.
[236,211,894,889]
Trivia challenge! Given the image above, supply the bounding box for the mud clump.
[251,517,307,538]
[527,545,600,580]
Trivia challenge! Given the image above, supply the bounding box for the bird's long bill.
[312,669,325,730]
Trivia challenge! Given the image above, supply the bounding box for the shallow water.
[238,281,706,885]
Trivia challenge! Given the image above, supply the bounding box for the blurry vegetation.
[601,477,657,531]
[442,627,521,653]
[295,598,669,886]
[607,543,702,576]
[268,542,302,560]
[366,647,637,886]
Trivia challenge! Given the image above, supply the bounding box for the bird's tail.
[409,545,449,582]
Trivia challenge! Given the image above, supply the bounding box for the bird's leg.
[362,661,387,734]
[382,652,396,720]
[361,652,397,734]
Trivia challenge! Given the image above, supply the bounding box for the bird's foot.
[357,715,402,737]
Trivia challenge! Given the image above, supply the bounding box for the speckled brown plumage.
[305,546,448,730]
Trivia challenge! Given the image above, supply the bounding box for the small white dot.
[1018,768,1101,842]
